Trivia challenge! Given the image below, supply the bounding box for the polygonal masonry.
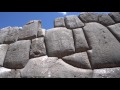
[3,40,31,69]
[79,12,99,23]
[62,52,91,69]
[54,17,65,27]
[83,22,120,69]
[0,44,8,66]
[64,15,84,29]
[109,12,120,23]
[37,28,46,37]
[73,28,90,52]
[30,37,46,58]
[45,27,75,58]
[18,20,41,40]
[108,23,120,42]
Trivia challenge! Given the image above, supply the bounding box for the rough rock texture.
[64,15,84,29]
[18,20,41,40]
[45,27,75,58]
[98,14,115,26]
[20,57,93,78]
[93,67,120,78]
[73,28,89,52]
[0,67,20,78]
[0,44,8,66]
[4,27,19,44]
[0,27,9,44]
[83,22,120,69]
[62,52,91,69]
[108,23,120,42]
[20,56,58,78]
[4,40,31,69]
[30,37,46,58]
[54,17,65,27]
[109,12,120,23]
[37,28,46,37]
[79,12,99,23]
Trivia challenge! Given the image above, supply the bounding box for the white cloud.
[58,12,67,15]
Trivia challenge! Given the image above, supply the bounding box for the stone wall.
[1,12,120,78]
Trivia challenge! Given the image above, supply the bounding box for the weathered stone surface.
[108,23,120,42]
[83,22,120,69]
[30,37,46,58]
[37,28,46,37]
[18,20,41,40]
[45,59,93,78]
[93,67,120,78]
[54,17,65,27]
[20,56,58,78]
[79,12,99,23]
[73,28,89,52]
[98,14,115,26]
[4,40,31,69]
[0,67,20,78]
[64,15,84,29]
[4,27,19,44]
[0,44,8,66]
[0,27,9,44]
[45,27,75,58]
[109,12,120,23]
[62,52,91,69]
[20,57,93,78]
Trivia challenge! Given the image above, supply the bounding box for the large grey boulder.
[18,20,41,40]
[3,40,31,69]
[45,27,75,58]
[20,57,93,78]
[44,59,93,78]
[20,56,58,78]
[30,37,46,58]
[98,14,115,26]
[73,28,89,52]
[93,67,120,78]
[0,44,8,66]
[64,15,84,29]
[62,52,91,69]
[4,27,19,44]
[108,23,120,42]
[37,28,46,37]
[54,17,65,27]
[109,12,120,23]
[79,12,99,23]
[0,27,9,44]
[0,67,20,78]
[83,22,120,69]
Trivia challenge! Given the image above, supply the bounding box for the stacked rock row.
[1,12,120,78]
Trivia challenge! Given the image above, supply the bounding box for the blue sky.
[0,12,110,30]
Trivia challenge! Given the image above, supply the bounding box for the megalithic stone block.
[109,12,120,23]
[0,44,8,66]
[83,22,120,69]
[93,67,120,78]
[4,27,19,44]
[45,27,75,58]
[73,28,89,52]
[18,20,41,40]
[30,37,46,58]
[98,14,115,26]
[3,40,31,69]
[64,15,84,29]
[79,12,99,23]
[0,27,9,44]
[108,23,120,42]
[37,28,46,37]
[62,52,91,69]
[54,17,65,27]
